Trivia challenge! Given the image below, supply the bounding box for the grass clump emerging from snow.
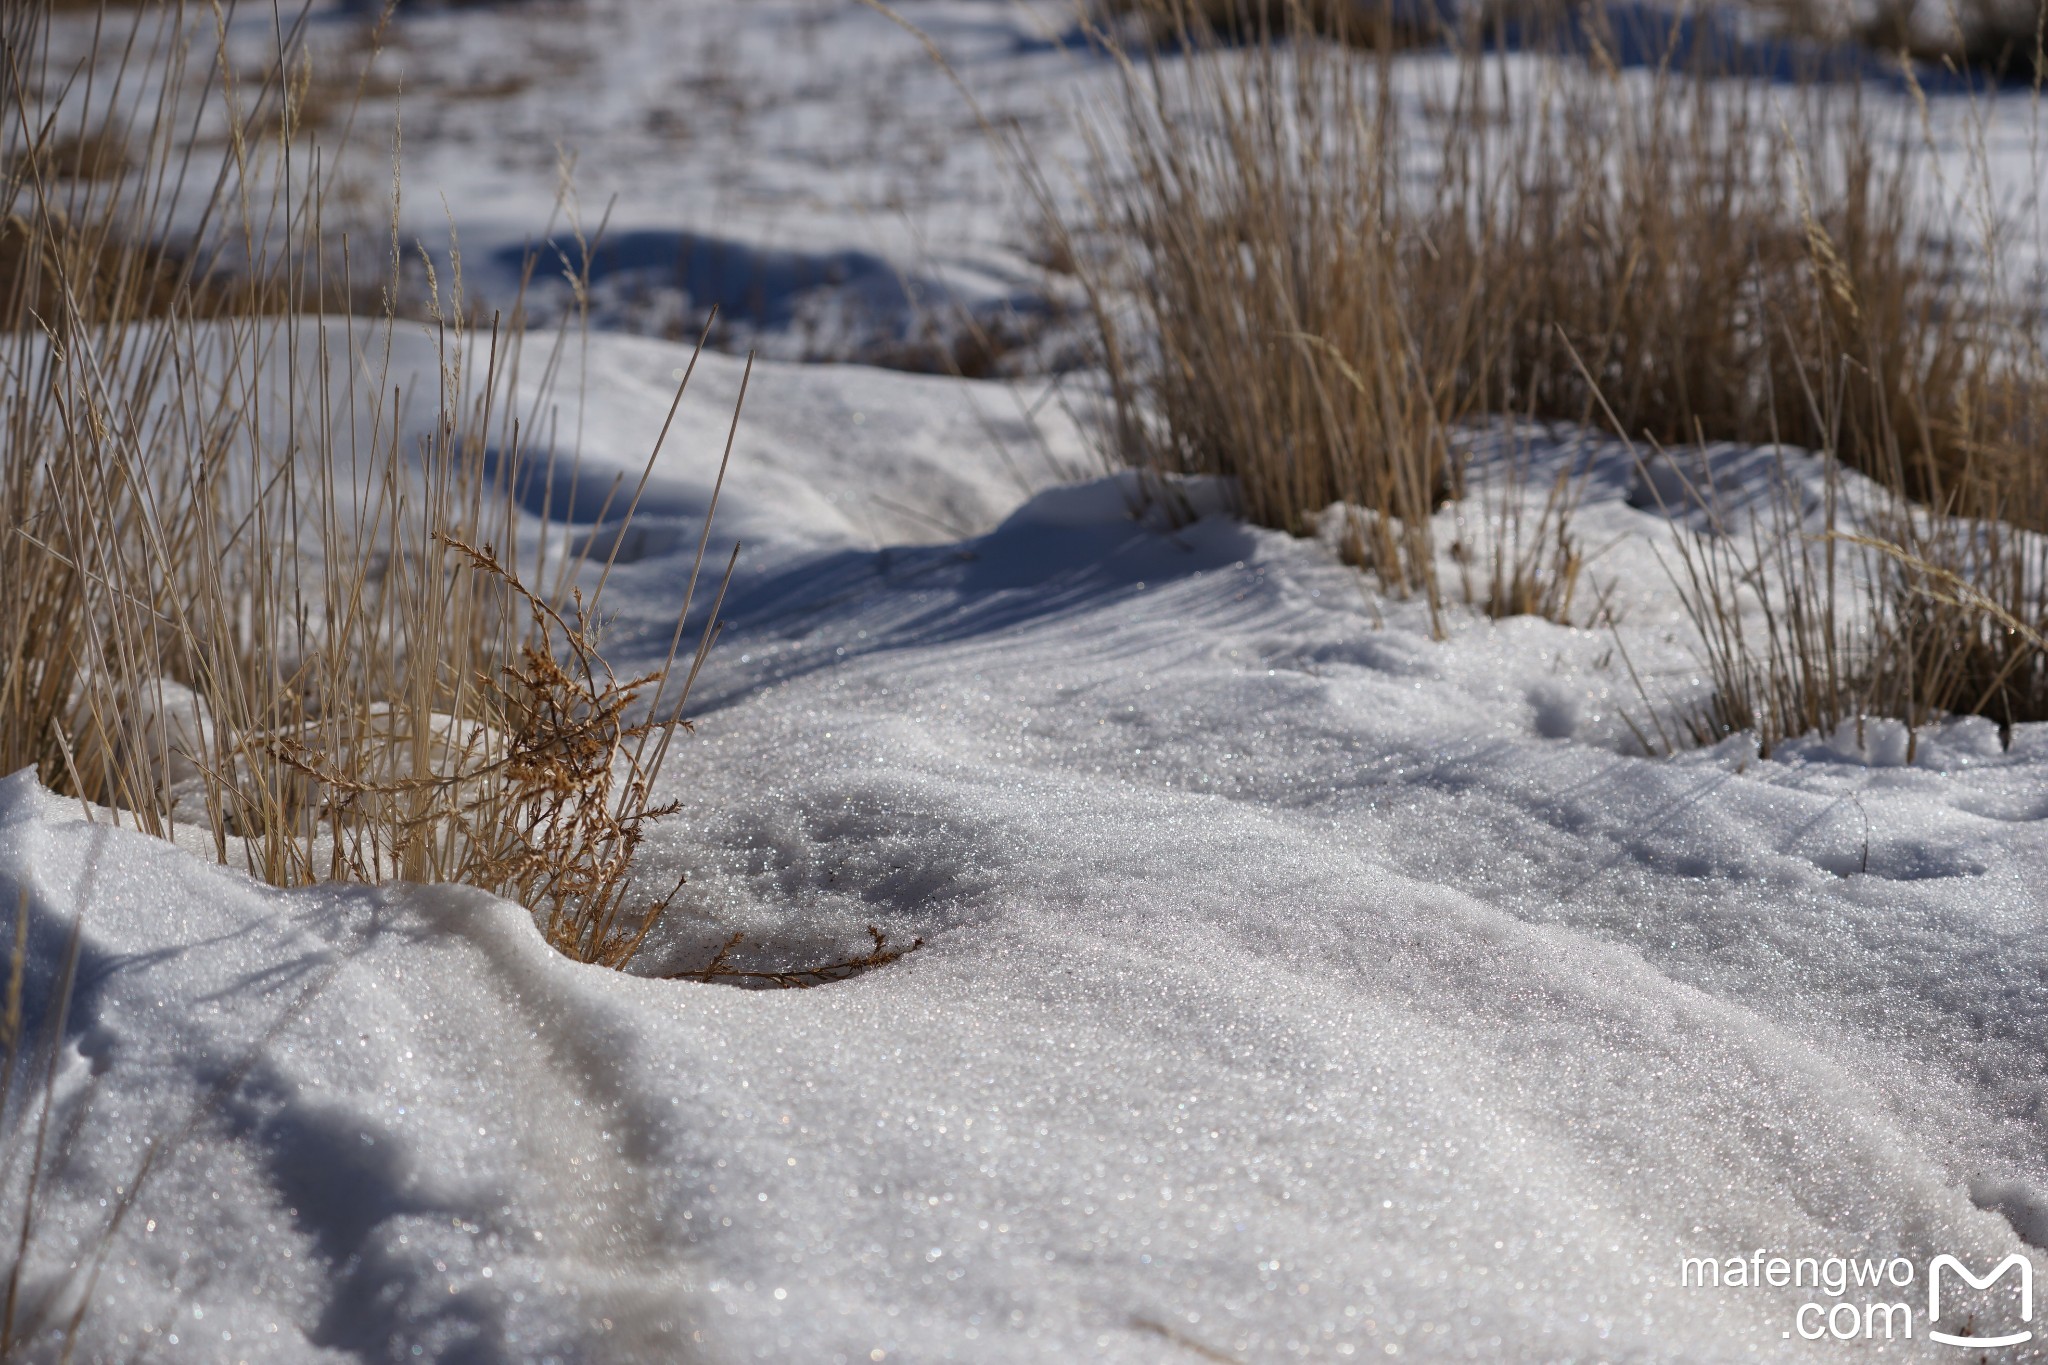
[1051,0,2048,747]
[0,0,727,966]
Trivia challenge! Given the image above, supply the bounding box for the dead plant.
[677,925,926,989]
[1057,20,1460,624]
[272,534,725,969]
[1097,0,1450,50]
[0,0,735,964]
[1657,438,2048,757]
[1051,2,2047,661]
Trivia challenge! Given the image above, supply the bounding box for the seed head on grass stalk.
[272,527,734,971]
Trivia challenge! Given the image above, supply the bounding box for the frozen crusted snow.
[6,335,2048,1363]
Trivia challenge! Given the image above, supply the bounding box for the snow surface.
[8,2,2048,1362]
[7,333,2048,1363]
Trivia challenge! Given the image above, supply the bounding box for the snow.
[8,331,2048,1361]
[8,1,2048,1361]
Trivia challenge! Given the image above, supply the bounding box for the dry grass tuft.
[272,533,713,968]
[1054,21,1461,621]
[1657,446,2048,757]
[1050,2,2048,741]
[0,0,736,965]
[1453,446,1590,623]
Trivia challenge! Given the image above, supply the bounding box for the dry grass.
[1655,412,2048,756]
[1051,0,2048,740]
[0,0,733,963]
[4,127,129,184]
[1450,439,1590,623]
[1054,15,1461,622]
[678,925,926,989]
[1096,0,1450,50]
[1765,0,2047,81]
[272,517,743,968]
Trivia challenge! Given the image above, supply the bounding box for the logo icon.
[1928,1253,2033,1349]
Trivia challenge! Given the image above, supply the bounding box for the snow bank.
[6,330,2046,1362]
